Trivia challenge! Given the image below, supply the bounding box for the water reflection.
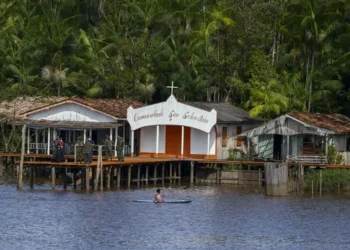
[0,184,350,249]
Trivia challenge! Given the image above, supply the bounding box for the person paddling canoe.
[154,189,164,203]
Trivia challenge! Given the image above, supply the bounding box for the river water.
[0,184,350,250]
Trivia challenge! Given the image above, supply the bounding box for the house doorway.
[273,134,283,160]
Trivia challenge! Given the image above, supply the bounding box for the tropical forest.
[0,0,350,119]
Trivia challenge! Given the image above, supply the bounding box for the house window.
[347,137,350,152]
[236,126,242,146]
[222,127,227,147]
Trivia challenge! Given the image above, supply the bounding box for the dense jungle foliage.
[0,0,350,119]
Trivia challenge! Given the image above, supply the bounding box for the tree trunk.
[308,50,315,113]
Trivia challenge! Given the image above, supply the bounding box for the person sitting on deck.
[154,189,164,203]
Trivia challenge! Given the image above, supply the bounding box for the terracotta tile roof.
[288,112,350,133]
[0,97,144,120]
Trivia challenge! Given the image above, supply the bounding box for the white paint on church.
[140,125,166,153]
[26,103,116,122]
[190,128,216,155]
[128,95,217,133]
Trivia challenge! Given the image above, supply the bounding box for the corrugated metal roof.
[10,120,121,129]
[288,113,350,134]
[183,102,263,124]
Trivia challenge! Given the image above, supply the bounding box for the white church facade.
[127,95,263,159]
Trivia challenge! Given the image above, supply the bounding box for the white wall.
[190,127,215,155]
[140,125,165,153]
[217,123,259,159]
[27,103,116,122]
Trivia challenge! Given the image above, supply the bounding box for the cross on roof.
[167,81,178,95]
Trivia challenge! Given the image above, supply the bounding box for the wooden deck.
[21,157,181,168]
[2,152,350,169]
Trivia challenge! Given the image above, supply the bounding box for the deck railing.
[28,143,131,156]
[287,155,328,164]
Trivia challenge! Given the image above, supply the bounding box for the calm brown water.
[0,184,350,250]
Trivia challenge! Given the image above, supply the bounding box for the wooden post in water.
[73,171,77,189]
[117,167,121,188]
[169,163,173,185]
[85,168,90,191]
[100,167,104,191]
[320,170,322,196]
[107,167,111,189]
[258,168,262,186]
[63,169,67,189]
[216,165,220,184]
[161,164,165,185]
[173,167,177,184]
[81,168,85,190]
[94,146,102,191]
[17,124,26,190]
[128,165,132,187]
[145,165,149,186]
[190,161,194,185]
[154,164,158,186]
[0,156,4,177]
[137,165,140,187]
[178,162,181,184]
[30,166,35,188]
[51,167,56,190]
[264,162,288,196]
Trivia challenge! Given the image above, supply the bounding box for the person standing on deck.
[58,138,65,162]
[104,135,113,160]
[52,137,60,162]
[83,139,92,164]
[75,136,84,163]
[89,137,95,163]
[116,136,124,162]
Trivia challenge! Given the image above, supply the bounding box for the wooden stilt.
[107,167,111,189]
[85,168,90,191]
[190,161,194,185]
[128,165,132,187]
[320,170,322,196]
[137,165,140,187]
[73,171,77,189]
[30,166,35,188]
[145,165,149,186]
[51,167,56,190]
[258,168,262,186]
[94,146,102,191]
[161,164,165,185]
[154,164,158,185]
[100,167,104,191]
[92,168,96,190]
[178,162,181,184]
[169,163,173,184]
[117,167,121,188]
[17,124,26,190]
[113,167,117,187]
[173,167,177,184]
[63,168,67,189]
[81,168,85,190]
